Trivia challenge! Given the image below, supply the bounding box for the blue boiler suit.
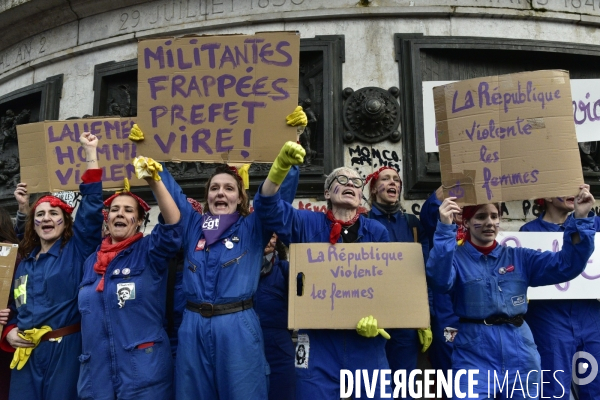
[159,168,272,400]
[521,213,600,399]
[77,219,183,400]
[254,254,296,400]
[368,206,429,399]
[419,192,460,377]
[6,179,104,400]
[427,218,595,400]
[253,188,391,400]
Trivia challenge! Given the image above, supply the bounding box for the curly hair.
[21,197,74,256]
[203,164,250,216]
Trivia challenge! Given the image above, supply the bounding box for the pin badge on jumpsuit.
[117,281,135,308]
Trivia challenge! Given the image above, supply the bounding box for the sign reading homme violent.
[17,117,144,193]
[434,70,583,205]
[288,242,429,330]
[135,32,300,163]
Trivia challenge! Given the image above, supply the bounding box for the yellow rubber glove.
[356,315,390,340]
[10,326,52,370]
[129,124,145,141]
[418,327,433,353]
[286,106,308,127]
[238,164,251,190]
[267,142,305,185]
[133,156,163,181]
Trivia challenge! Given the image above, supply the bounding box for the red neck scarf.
[467,238,498,255]
[93,232,143,291]
[326,210,360,244]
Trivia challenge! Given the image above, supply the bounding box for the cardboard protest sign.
[425,79,600,152]
[136,32,300,163]
[288,243,430,330]
[497,232,600,300]
[434,70,583,205]
[17,117,144,193]
[0,244,19,336]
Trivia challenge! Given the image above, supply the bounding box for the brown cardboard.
[288,243,430,330]
[17,117,144,193]
[135,32,299,163]
[0,244,19,337]
[434,70,583,205]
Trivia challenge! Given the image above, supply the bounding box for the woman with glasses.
[255,166,391,400]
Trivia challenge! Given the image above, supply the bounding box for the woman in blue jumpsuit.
[365,166,429,398]
[420,188,461,391]
[254,234,296,400]
[254,165,392,400]
[159,142,305,399]
[0,132,104,400]
[77,159,182,400]
[521,197,600,399]
[427,187,595,399]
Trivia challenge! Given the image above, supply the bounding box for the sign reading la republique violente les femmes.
[434,70,583,205]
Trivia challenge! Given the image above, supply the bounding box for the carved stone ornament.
[342,87,401,144]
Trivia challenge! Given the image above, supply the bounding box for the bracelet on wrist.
[86,160,97,163]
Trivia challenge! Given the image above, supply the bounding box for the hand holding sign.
[574,184,595,219]
[439,197,461,225]
[356,315,390,340]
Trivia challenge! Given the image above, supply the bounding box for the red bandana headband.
[104,192,151,212]
[34,196,74,215]
[364,167,399,190]
[103,178,150,212]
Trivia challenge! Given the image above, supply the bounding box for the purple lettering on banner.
[55,146,75,165]
[219,45,236,69]
[48,126,60,143]
[223,102,239,125]
[215,128,233,152]
[451,89,474,114]
[151,106,168,128]
[148,76,169,100]
[172,75,188,98]
[190,105,206,124]
[97,144,111,161]
[201,76,216,97]
[192,129,213,154]
[171,104,187,125]
[154,132,177,153]
[91,121,102,136]
[200,43,221,69]
[244,38,265,64]
[176,48,192,70]
[235,75,253,97]
[217,74,236,97]
[478,81,491,109]
[110,164,124,182]
[270,78,289,101]
[209,103,223,122]
[241,128,251,158]
[241,101,267,123]
[104,120,120,140]
[144,46,164,69]
[181,133,188,153]
[55,169,73,185]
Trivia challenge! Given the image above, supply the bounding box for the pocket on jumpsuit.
[77,353,95,399]
[239,311,270,377]
[125,337,171,391]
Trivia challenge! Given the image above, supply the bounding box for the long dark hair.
[21,196,74,256]
[203,164,250,216]
[0,207,23,257]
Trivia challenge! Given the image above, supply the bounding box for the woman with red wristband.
[0,132,104,400]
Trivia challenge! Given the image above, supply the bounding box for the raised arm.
[425,198,462,294]
[261,142,305,197]
[147,178,180,225]
[13,183,29,238]
[71,132,104,257]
